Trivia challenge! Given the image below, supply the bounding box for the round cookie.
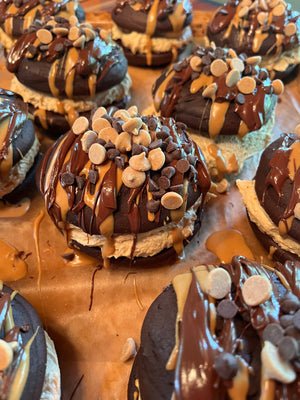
[111,0,193,67]
[207,0,300,80]
[38,107,211,267]
[0,88,40,202]
[0,0,85,52]
[237,130,300,263]
[128,256,300,399]
[6,17,131,138]
[152,44,282,180]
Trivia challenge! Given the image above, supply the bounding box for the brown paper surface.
[0,28,299,400]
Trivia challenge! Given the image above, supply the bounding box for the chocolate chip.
[102,114,113,124]
[131,143,143,156]
[214,47,225,59]
[104,140,115,150]
[88,169,99,184]
[39,44,49,52]
[243,64,252,76]
[54,42,64,53]
[76,175,86,189]
[148,179,159,192]
[191,72,200,81]
[188,165,197,179]
[217,299,238,319]
[258,69,269,80]
[60,171,75,186]
[214,353,239,380]
[176,159,190,174]
[166,141,179,153]
[27,44,37,56]
[294,310,300,331]
[146,199,160,213]
[262,323,284,345]
[264,86,273,95]
[115,156,125,170]
[281,293,300,314]
[183,143,192,154]
[161,125,170,135]
[112,120,123,133]
[278,336,298,361]
[156,131,169,140]
[107,148,120,160]
[96,138,106,146]
[158,176,170,190]
[285,326,300,340]
[176,122,187,130]
[14,0,22,7]
[202,55,212,66]
[280,314,295,328]
[148,117,158,131]
[141,116,149,124]
[235,93,245,105]
[173,62,183,72]
[203,65,211,76]
[149,139,162,150]
[152,189,166,200]
[64,39,73,47]
[162,166,175,179]
[187,154,197,166]
[293,358,300,373]
[170,184,183,193]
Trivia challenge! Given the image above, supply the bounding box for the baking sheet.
[0,8,300,400]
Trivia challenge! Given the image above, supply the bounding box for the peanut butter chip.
[68,26,80,41]
[92,118,111,133]
[133,129,151,147]
[122,166,146,188]
[257,11,268,25]
[190,55,202,72]
[237,77,256,94]
[161,192,183,210]
[228,49,238,58]
[0,339,13,370]
[84,27,96,41]
[294,203,300,220]
[53,27,69,36]
[285,23,297,37]
[81,130,98,152]
[127,105,138,117]
[88,143,106,165]
[37,29,53,44]
[72,116,89,135]
[148,148,165,171]
[242,275,272,306]
[261,341,296,383]
[113,109,130,121]
[295,124,300,139]
[73,35,86,48]
[205,268,232,299]
[115,131,132,152]
[229,57,245,72]
[123,118,143,135]
[120,338,137,362]
[226,69,240,88]
[210,59,228,77]
[272,79,284,95]
[269,0,279,7]
[98,127,119,143]
[92,107,107,121]
[246,55,262,65]
[260,0,268,10]
[272,4,285,16]
[69,15,79,26]
[129,152,151,172]
[202,83,218,99]
[238,6,249,18]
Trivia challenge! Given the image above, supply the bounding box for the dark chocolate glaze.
[0,285,47,400]
[112,0,192,35]
[0,0,85,40]
[128,256,300,400]
[207,0,300,57]
[152,45,278,137]
[254,133,300,243]
[39,113,210,237]
[6,21,128,97]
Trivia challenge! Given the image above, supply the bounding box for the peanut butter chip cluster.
[70,107,201,212]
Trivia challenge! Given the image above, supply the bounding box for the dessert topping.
[92,118,111,133]
[72,116,89,135]
[272,79,284,95]
[205,268,232,299]
[261,341,296,383]
[242,275,272,306]
[122,166,146,188]
[88,143,107,165]
[237,76,256,94]
[214,353,239,380]
[37,28,53,44]
[129,152,151,172]
[161,192,183,210]
[210,59,228,77]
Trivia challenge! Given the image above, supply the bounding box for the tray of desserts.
[0,0,299,399]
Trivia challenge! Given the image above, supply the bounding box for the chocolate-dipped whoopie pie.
[129,256,300,399]
[6,16,131,138]
[0,88,40,202]
[207,0,300,80]
[237,127,300,263]
[152,44,283,180]
[0,282,60,399]
[0,0,85,52]
[111,0,193,67]
[38,106,211,267]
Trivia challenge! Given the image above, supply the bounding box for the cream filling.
[236,179,300,257]
[0,135,39,198]
[68,196,203,259]
[41,332,61,400]
[111,23,193,54]
[0,27,15,51]
[10,74,132,114]
[261,46,300,73]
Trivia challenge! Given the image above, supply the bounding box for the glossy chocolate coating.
[0,285,47,400]
[152,46,278,137]
[207,0,300,58]
[112,0,193,35]
[128,256,300,399]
